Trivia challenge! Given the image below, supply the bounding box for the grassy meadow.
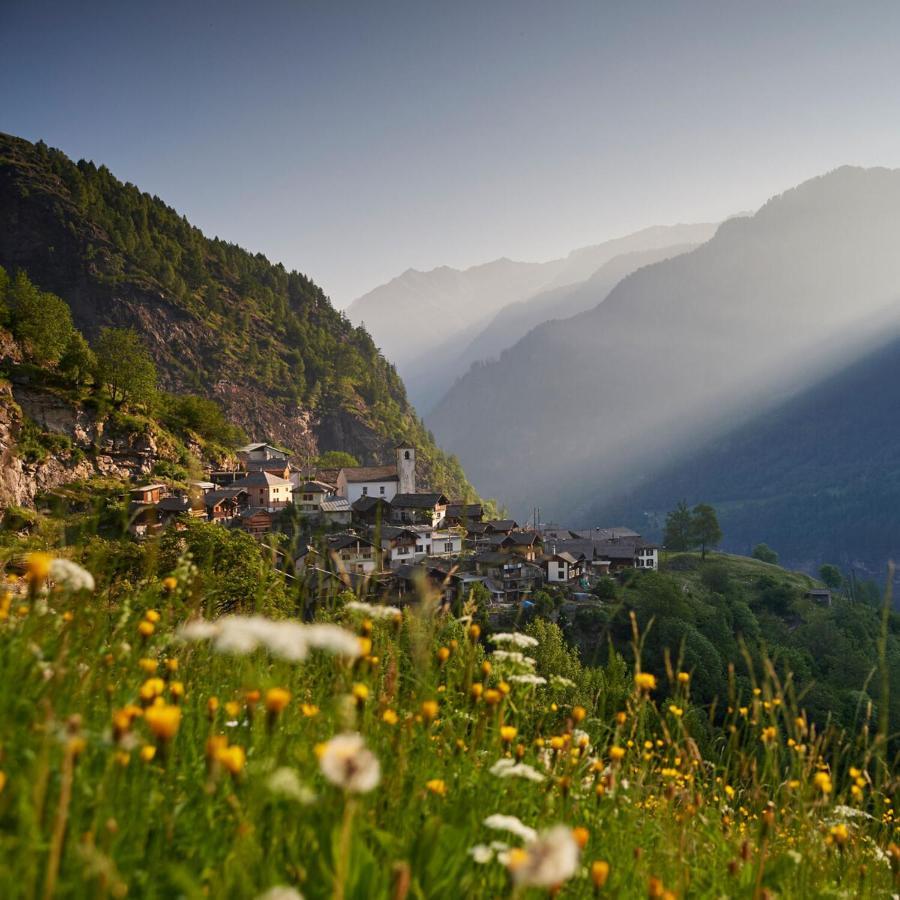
[0,550,898,899]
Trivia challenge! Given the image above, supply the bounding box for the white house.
[293,480,334,516]
[327,533,379,575]
[237,442,291,463]
[634,544,659,570]
[415,526,464,559]
[541,551,582,583]
[336,447,416,503]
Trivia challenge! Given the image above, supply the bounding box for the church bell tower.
[397,446,416,494]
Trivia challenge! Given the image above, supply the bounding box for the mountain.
[428,166,900,521]
[0,133,477,498]
[591,326,900,579]
[350,223,716,411]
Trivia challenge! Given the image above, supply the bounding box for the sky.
[4,0,900,307]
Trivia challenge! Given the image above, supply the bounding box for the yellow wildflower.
[140,745,156,763]
[635,672,657,691]
[217,745,246,775]
[301,703,320,717]
[382,709,399,725]
[591,860,610,888]
[265,687,292,715]
[421,700,439,722]
[500,725,518,743]
[25,552,53,584]
[425,778,447,796]
[145,703,181,741]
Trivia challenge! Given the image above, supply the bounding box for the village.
[126,442,659,608]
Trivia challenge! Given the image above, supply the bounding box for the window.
[404,450,411,460]
[380,485,385,495]
[444,542,454,553]
[416,544,425,553]
[362,487,368,496]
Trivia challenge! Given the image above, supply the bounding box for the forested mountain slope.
[592,328,900,578]
[429,166,900,518]
[0,133,477,498]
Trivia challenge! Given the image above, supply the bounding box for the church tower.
[396,446,416,495]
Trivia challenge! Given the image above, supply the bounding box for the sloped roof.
[327,533,375,551]
[484,519,518,532]
[340,465,399,484]
[352,496,392,512]
[320,497,352,513]
[391,492,448,508]
[235,470,292,487]
[295,480,333,493]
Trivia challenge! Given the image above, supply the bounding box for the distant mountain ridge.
[349,223,717,410]
[427,166,900,532]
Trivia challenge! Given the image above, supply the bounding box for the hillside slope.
[592,329,900,578]
[0,133,477,498]
[428,166,900,518]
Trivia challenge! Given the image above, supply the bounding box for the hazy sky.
[4,1,900,306]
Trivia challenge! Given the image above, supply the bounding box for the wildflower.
[358,636,372,656]
[207,697,219,718]
[139,678,165,702]
[505,825,580,889]
[481,660,492,677]
[138,621,155,638]
[484,689,502,705]
[225,701,241,718]
[677,671,690,684]
[489,759,545,783]
[169,681,184,701]
[572,706,586,722]
[48,558,95,592]
[25,552,53,585]
[468,624,481,641]
[161,576,177,592]
[490,632,539,649]
[245,689,261,706]
[550,675,576,689]
[318,733,381,793]
[828,823,849,847]
[255,887,304,900]
[301,703,320,717]
[421,700,439,722]
[352,683,369,706]
[426,779,447,796]
[114,751,130,767]
[382,709,399,725]
[265,688,292,715]
[572,826,590,849]
[145,704,181,741]
[138,658,158,674]
[217,745,246,775]
[344,600,401,618]
[469,844,495,864]
[266,767,315,804]
[635,672,657,691]
[668,705,683,717]
[591,859,610,889]
[140,745,156,763]
[178,616,362,662]
[145,610,161,623]
[437,646,450,663]
[508,674,547,686]
[813,771,833,794]
[483,814,538,843]
[470,683,484,700]
[761,726,777,743]
[609,746,626,762]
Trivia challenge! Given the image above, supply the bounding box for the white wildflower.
[491,650,535,667]
[303,623,364,658]
[831,804,875,821]
[550,675,576,689]
[255,888,304,900]
[318,733,381,793]
[506,825,580,888]
[178,616,361,662]
[508,674,547,686]
[483,814,538,843]
[49,558,95,592]
[489,758,545,783]
[345,600,401,619]
[490,632,539,649]
[266,767,316,804]
[469,844,495,864]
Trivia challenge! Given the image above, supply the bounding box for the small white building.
[335,447,416,504]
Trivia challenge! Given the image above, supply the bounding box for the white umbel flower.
[344,601,402,618]
[318,733,381,793]
[255,888,304,900]
[508,674,547,686]
[489,758,545,783]
[48,559,95,592]
[266,767,316,804]
[483,814,538,843]
[490,650,535,667]
[490,632,539,648]
[506,825,580,888]
[178,616,362,662]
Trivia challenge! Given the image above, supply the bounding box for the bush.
[752,543,779,565]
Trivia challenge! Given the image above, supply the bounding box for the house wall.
[345,480,398,504]
[546,560,569,583]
